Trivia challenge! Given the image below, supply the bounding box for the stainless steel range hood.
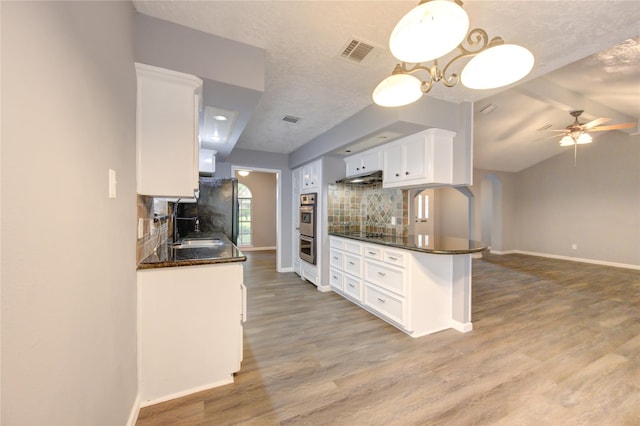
[335,170,382,185]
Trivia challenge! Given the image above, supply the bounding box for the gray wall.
[237,171,277,248]
[468,132,639,265]
[2,2,138,424]
[514,131,640,265]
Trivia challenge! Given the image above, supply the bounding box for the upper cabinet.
[382,128,458,189]
[345,150,382,177]
[136,63,203,197]
[301,160,321,191]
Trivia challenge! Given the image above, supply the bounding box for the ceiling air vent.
[282,115,302,124]
[338,37,381,65]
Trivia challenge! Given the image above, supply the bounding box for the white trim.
[279,266,294,273]
[126,395,142,426]
[239,246,276,252]
[139,377,234,409]
[316,284,332,293]
[490,250,640,270]
[451,320,473,333]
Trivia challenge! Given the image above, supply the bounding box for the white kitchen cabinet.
[135,63,203,197]
[137,263,245,405]
[301,160,321,191]
[329,236,469,337]
[382,128,457,189]
[345,150,382,177]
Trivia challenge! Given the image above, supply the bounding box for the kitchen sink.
[173,238,225,249]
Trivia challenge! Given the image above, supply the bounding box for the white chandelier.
[373,0,535,107]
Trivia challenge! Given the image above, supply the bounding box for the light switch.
[109,169,117,198]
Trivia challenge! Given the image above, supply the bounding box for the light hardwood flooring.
[137,251,640,425]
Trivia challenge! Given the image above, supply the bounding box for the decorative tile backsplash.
[327,182,407,236]
[136,195,170,264]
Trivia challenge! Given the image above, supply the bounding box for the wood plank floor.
[137,252,640,425]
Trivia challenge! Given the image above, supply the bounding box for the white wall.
[2,2,138,424]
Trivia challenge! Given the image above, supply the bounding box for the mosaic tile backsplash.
[327,182,408,236]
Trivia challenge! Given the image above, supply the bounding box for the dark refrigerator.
[175,178,239,244]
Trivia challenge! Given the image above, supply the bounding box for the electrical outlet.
[571,243,577,250]
[391,216,396,225]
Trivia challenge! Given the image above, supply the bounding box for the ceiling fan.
[549,110,636,147]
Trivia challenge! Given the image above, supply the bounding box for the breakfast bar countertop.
[137,232,246,270]
[329,231,487,255]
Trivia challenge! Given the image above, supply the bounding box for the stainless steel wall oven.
[299,193,316,264]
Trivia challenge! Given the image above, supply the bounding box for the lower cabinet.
[329,236,460,337]
[137,263,246,404]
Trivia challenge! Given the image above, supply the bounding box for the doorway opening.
[231,165,283,270]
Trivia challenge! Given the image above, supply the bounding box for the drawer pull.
[348,283,355,288]
[333,256,339,260]
[377,297,386,303]
[388,256,398,261]
[368,251,376,255]
[332,275,337,279]
[377,271,386,277]
[348,261,355,265]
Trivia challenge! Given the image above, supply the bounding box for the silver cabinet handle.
[388,256,397,261]
[368,251,376,255]
[332,275,338,279]
[377,271,386,277]
[377,297,386,303]
[333,256,339,260]
[348,261,355,265]
[348,283,355,288]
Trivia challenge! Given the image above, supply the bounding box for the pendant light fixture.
[373,0,534,107]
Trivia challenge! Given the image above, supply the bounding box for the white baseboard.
[278,266,294,273]
[139,377,234,409]
[490,250,640,270]
[451,320,473,333]
[317,284,331,293]
[126,394,142,426]
[239,246,276,252]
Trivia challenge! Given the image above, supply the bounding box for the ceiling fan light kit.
[373,0,534,107]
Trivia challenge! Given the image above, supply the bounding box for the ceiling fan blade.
[589,122,637,131]
[582,117,611,129]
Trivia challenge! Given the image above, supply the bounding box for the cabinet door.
[383,144,403,184]
[345,156,361,176]
[360,150,381,173]
[302,160,320,190]
[402,134,426,182]
[136,63,202,197]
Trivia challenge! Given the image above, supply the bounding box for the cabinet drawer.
[343,275,362,301]
[383,249,406,268]
[364,245,382,260]
[364,284,405,326]
[364,261,404,295]
[330,237,344,250]
[329,249,343,269]
[343,254,362,276]
[344,240,362,255]
[330,268,343,292]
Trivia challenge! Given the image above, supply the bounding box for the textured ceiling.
[133,1,640,172]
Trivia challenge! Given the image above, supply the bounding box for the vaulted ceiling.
[133,1,640,172]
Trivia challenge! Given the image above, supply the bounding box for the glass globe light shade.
[389,0,469,63]
[460,44,534,89]
[576,132,593,144]
[559,135,575,146]
[373,73,423,107]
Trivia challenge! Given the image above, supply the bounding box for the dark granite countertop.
[137,232,246,270]
[329,232,487,255]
